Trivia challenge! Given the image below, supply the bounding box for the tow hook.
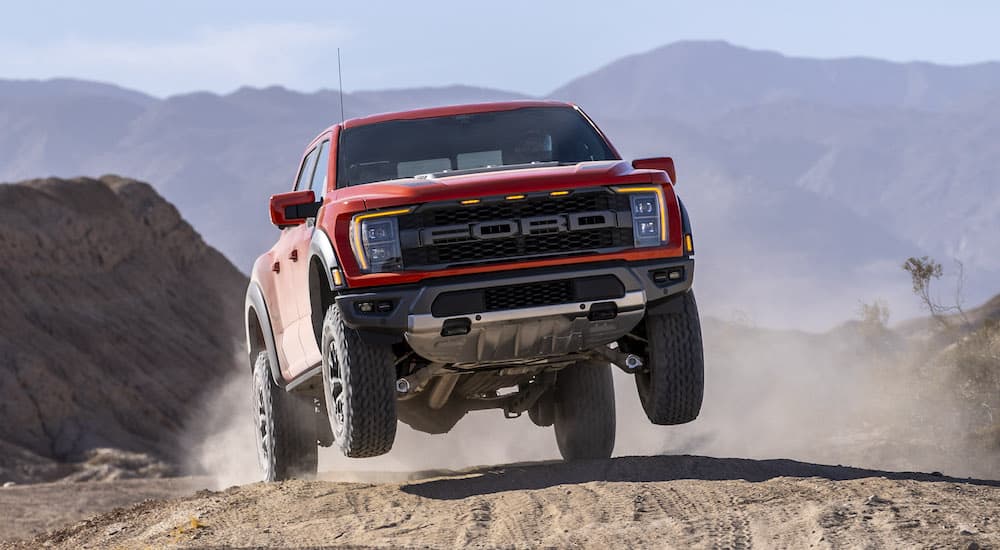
[395,363,446,397]
[594,344,644,374]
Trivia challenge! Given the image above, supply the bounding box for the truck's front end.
[318,101,703,458]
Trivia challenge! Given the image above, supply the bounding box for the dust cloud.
[187,310,998,487]
[184,365,261,488]
[650,316,999,480]
[183,353,563,488]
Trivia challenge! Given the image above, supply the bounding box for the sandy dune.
[3,455,998,549]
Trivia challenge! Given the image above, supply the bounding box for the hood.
[337,160,670,210]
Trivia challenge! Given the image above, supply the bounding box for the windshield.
[336,106,617,186]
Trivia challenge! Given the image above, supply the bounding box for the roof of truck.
[338,100,575,130]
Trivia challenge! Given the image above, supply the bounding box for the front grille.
[398,189,633,269]
[405,227,632,265]
[431,275,625,316]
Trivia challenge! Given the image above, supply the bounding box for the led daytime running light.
[613,186,668,241]
[350,207,412,270]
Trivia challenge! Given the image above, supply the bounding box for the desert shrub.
[856,299,893,353]
[859,299,890,328]
[902,256,970,329]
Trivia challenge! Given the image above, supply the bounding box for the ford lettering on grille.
[420,211,617,246]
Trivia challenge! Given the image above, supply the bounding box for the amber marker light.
[685,234,694,253]
[350,207,413,270]
[331,268,344,286]
[550,190,570,196]
[505,194,525,200]
[612,186,668,242]
[460,199,480,205]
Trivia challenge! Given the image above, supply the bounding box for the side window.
[294,148,319,191]
[309,140,330,201]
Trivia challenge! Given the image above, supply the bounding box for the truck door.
[270,145,319,380]
[288,138,331,378]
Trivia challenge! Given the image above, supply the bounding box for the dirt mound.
[0,176,246,484]
[7,456,998,549]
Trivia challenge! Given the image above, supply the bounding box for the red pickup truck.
[245,101,703,480]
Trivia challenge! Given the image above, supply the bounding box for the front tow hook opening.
[587,302,618,321]
[441,317,471,337]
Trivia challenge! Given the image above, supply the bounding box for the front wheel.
[321,303,397,458]
[635,290,705,425]
[553,360,616,460]
[252,351,318,481]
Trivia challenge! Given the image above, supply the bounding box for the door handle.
[289,249,299,262]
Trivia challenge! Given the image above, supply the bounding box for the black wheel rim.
[253,368,275,480]
[325,344,347,439]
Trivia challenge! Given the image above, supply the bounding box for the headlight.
[614,187,667,247]
[350,208,411,272]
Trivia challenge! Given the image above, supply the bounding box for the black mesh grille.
[404,227,632,266]
[399,190,633,268]
[484,280,573,311]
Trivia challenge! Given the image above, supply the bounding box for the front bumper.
[335,257,693,364]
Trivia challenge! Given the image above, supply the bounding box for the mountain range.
[3,40,998,328]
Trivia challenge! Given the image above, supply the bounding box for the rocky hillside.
[0,176,246,483]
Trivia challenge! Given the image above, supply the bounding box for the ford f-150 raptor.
[245,101,703,480]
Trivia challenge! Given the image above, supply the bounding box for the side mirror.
[632,157,676,184]
[269,190,318,228]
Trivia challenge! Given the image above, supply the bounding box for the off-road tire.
[252,351,318,481]
[553,360,615,460]
[636,290,704,425]
[322,303,397,458]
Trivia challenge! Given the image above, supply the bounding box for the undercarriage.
[393,336,653,427]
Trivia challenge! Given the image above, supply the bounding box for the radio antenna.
[337,48,345,123]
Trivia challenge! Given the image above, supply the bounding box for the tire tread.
[553,361,616,460]
[637,291,705,425]
[324,305,397,458]
[255,352,317,481]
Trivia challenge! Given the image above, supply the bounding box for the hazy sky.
[3,1,999,97]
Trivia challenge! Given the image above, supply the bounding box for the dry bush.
[902,256,970,329]
[859,299,891,328]
[857,298,893,353]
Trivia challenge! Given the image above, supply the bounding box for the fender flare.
[678,197,693,237]
[306,227,343,349]
[245,281,285,387]
[308,227,340,291]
